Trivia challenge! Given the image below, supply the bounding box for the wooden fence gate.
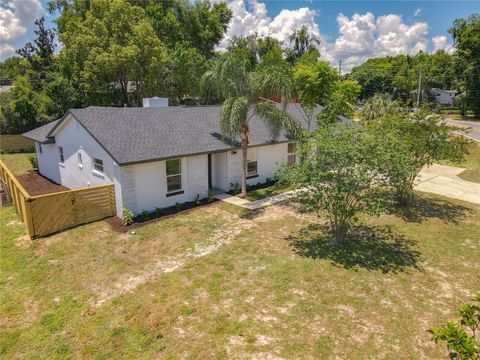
[0,159,116,238]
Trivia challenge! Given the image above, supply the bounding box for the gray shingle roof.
[22,119,60,143]
[24,104,322,165]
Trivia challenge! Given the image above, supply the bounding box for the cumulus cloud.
[432,35,455,53]
[0,0,43,58]
[217,0,329,57]
[332,12,429,71]
[218,1,438,72]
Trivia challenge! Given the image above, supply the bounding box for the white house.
[431,88,458,105]
[23,101,319,217]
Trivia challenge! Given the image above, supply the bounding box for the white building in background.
[431,88,458,105]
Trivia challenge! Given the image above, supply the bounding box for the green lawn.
[442,142,480,183]
[245,183,292,201]
[0,152,34,176]
[1,192,479,359]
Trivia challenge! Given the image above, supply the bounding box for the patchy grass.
[1,193,479,359]
[245,183,292,201]
[0,152,34,176]
[442,142,480,183]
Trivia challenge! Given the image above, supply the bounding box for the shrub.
[194,194,201,205]
[208,191,215,203]
[140,210,150,221]
[121,208,134,226]
[430,293,480,359]
[154,207,163,217]
[28,154,38,170]
[175,202,181,212]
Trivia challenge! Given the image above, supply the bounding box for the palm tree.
[201,52,302,197]
[289,25,320,59]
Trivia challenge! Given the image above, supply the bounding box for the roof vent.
[143,97,169,108]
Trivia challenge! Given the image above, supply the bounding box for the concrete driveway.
[416,164,480,205]
[444,118,480,142]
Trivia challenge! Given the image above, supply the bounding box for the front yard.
[1,192,479,359]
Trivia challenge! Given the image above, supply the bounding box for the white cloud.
[0,0,42,57]
[218,1,438,72]
[432,35,454,53]
[414,8,421,17]
[0,42,16,58]
[217,0,329,58]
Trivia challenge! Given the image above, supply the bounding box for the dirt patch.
[91,211,256,308]
[17,171,68,196]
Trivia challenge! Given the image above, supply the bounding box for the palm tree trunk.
[240,125,249,198]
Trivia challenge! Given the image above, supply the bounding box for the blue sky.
[1,0,479,70]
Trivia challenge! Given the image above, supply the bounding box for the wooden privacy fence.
[0,159,116,238]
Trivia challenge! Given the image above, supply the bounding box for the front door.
[208,154,212,189]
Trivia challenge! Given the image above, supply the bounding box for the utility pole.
[416,69,422,110]
[338,60,342,75]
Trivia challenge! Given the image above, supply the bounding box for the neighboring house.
[23,100,320,217]
[431,88,458,105]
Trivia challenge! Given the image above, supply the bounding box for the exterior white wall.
[432,90,456,105]
[36,141,61,184]
[224,142,292,191]
[37,115,124,215]
[120,154,209,214]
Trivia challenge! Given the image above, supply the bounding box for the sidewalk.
[415,164,480,205]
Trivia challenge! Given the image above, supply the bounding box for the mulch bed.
[17,171,69,196]
[106,198,219,233]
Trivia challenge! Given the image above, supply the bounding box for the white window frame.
[247,160,258,177]
[58,146,64,164]
[78,152,83,168]
[93,158,104,174]
[166,159,182,194]
[287,142,296,165]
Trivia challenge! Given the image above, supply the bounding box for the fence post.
[24,197,35,238]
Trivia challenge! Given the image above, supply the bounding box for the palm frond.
[221,96,249,142]
[255,101,303,141]
[251,66,293,105]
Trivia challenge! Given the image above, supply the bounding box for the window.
[38,142,42,154]
[59,146,64,164]
[247,161,258,177]
[166,159,182,193]
[287,142,296,165]
[78,153,83,168]
[93,158,104,173]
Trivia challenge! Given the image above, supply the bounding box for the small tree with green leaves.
[360,93,403,124]
[276,122,388,245]
[430,293,480,360]
[368,110,469,206]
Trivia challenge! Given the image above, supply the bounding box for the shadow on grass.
[387,194,469,224]
[287,224,422,274]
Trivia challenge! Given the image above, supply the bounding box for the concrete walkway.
[214,189,301,210]
[415,164,480,205]
[215,164,480,210]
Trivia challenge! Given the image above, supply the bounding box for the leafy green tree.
[257,36,283,58]
[162,42,207,104]
[16,17,56,91]
[360,93,403,123]
[430,293,480,360]
[57,0,167,106]
[201,51,301,197]
[145,0,231,58]
[0,57,29,85]
[0,77,38,134]
[368,110,469,206]
[293,59,338,129]
[276,123,388,245]
[449,14,480,117]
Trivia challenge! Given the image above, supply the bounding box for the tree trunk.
[240,125,249,198]
[332,221,347,245]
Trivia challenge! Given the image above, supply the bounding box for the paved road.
[445,118,480,142]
